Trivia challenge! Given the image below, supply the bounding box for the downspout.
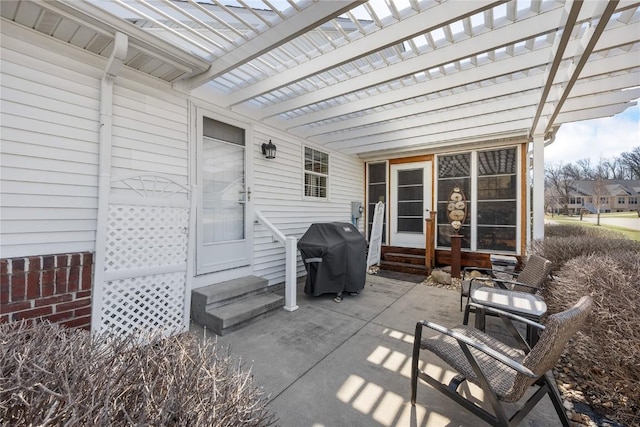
[91,32,129,333]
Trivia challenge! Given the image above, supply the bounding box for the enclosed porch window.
[436,147,519,254]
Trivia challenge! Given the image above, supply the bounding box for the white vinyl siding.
[111,85,189,181]
[251,128,364,283]
[1,22,189,258]
[1,26,101,258]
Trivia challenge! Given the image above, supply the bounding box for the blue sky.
[544,103,640,166]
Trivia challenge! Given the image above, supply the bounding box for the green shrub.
[538,226,640,426]
[0,321,275,426]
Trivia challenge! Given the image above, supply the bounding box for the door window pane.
[397,169,423,233]
[398,218,423,233]
[203,137,245,243]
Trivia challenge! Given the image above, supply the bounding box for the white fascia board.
[303,74,544,140]
[316,92,540,145]
[555,103,635,124]
[562,88,640,112]
[341,119,532,156]
[570,71,640,98]
[259,5,566,119]
[327,106,536,151]
[571,50,640,84]
[227,0,504,105]
[51,0,210,73]
[187,1,363,89]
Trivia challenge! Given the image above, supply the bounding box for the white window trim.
[302,146,330,201]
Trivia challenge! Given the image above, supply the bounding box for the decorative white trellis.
[91,174,195,337]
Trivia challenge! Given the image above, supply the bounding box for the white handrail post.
[284,236,299,312]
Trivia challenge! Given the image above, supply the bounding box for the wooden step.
[380,260,429,275]
[383,252,426,266]
[381,245,426,256]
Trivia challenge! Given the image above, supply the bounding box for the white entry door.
[197,115,252,274]
[390,161,432,248]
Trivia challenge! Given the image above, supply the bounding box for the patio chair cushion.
[421,325,526,400]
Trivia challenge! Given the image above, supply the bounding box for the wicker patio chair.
[460,254,553,311]
[411,296,592,427]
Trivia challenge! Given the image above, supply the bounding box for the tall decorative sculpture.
[448,186,466,278]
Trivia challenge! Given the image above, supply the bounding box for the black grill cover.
[297,222,367,296]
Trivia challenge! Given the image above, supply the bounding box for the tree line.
[545,146,639,217]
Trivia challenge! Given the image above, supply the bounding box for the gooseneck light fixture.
[261,140,277,159]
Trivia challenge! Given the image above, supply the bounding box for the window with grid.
[476,148,517,252]
[630,197,638,205]
[436,147,519,253]
[304,147,329,198]
[437,153,471,249]
[367,162,387,242]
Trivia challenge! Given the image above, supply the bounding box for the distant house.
[1,1,638,335]
[552,180,640,214]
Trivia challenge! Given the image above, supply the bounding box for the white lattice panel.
[98,272,186,336]
[105,205,188,272]
[93,174,194,337]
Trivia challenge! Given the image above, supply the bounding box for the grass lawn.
[546,214,640,241]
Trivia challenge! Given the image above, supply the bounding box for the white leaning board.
[367,202,385,270]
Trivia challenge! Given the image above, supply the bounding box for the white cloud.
[544,103,640,166]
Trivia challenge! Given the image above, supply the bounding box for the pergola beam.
[542,0,621,134]
[528,0,583,136]
[280,29,638,138]
[327,106,536,152]
[301,66,639,141]
[186,1,365,89]
[259,4,567,119]
[226,0,506,106]
[341,119,532,156]
[303,74,544,140]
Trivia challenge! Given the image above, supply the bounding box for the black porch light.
[261,140,277,159]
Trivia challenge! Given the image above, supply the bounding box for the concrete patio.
[190,274,565,427]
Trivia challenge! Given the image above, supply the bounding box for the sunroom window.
[437,153,471,249]
[367,162,387,242]
[304,147,328,198]
[476,148,517,251]
[436,147,519,253]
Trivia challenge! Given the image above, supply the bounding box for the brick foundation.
[1,252,93,330]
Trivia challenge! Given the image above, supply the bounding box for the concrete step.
[190,275,283,336]
[191,276,268,313]
[202,292,284,335]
